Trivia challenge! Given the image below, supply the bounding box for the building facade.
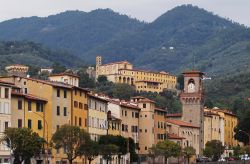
[0,81,12,163]
[166,119,200,153]
[87,94,108,141]
[154,108,167,144]
[95,56,177,93]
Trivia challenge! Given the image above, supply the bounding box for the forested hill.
[0,41,85,70]
[0,5,250,76]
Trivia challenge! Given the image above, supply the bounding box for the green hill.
[0,5,249,76]
[0,41,85,71]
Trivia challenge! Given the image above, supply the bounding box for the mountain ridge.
[0,5,249,76]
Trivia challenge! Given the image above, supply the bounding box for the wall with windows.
[154,108,167,144]
[88,95,108,141]
[0,83,11,162]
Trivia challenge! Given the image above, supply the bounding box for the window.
[79,118,82,126]
[75,90,77,95]
[135,112,139,118]
[4,88,9,99]
[145,129,147,133]
[36,102,43,112]
[64,90,67,98]
[125,111,127,116]
[57,125,60,130]
[18,100,22,110]
[84,104,88,110]
[145,147,147,150]
[132,112,134,118]
[4,122,8,129]
[143,103,146,108]
[57,106,60,115]
[24,88,28,94]
[28,119,32,129]
[74,101,78,108]
[18,119,22,128]
[28,101,32,111]
[38,120,42,130]
[122,124,125,131]
[145,115,147,117]
[24,81,26,85]
[79,103,83,109]
[64,107,67,116]
[57,89,60,97]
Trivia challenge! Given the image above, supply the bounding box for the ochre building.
[95,56,177,93]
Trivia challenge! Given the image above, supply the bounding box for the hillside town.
[0,58,240,164]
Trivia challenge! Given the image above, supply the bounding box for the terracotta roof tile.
[11,92,48,102]
[166,113,182,117]
[166,119,199,128]
[168,133,185,140]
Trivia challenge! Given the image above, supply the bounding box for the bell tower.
[96,56,102,79]
[180,70,204,154]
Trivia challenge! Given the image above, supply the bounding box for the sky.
[0,0,250,26]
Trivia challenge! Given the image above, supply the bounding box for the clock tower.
[180,71,204,154]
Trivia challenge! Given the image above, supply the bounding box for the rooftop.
[166,119,199,128]
[12,92,48,102]
[49,72,80,78]
[168,133,185,140]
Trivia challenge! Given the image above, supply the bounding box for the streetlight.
[239,130,250,145]
[28,111,49,164]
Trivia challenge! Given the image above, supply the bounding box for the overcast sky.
[0,0,249,26]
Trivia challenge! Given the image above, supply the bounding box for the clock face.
[187,81,195,93]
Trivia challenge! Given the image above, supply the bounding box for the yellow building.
[154,108,167,144]
[212,108,238,147]
[95,56,177,93]
[72,87,89,130]
[204,109,224,147]
[131,96,155,155]
[0,74,89,163]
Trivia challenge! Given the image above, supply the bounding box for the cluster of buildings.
[95,56,177,93]
[0,63,238,164]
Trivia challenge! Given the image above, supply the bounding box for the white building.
[0,80,13,163]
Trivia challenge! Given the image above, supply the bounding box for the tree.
[177,74,184,90]
[99,135,129,164]
[204,140,224,161]
[99,144,119,164]
[156,140,181,164]
[183,146,196,164]
[51,125,90,164]
[112,83,136,101]
[149,145,161,164]
[77,68,96,88]
[81,140,99,164]
[52,62,66,74]
[1,128,44,164]
[234,110,250,145]
[232,146,244,158]
[97,75,108,83]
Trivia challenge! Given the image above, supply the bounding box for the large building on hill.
[95,56,177,93]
